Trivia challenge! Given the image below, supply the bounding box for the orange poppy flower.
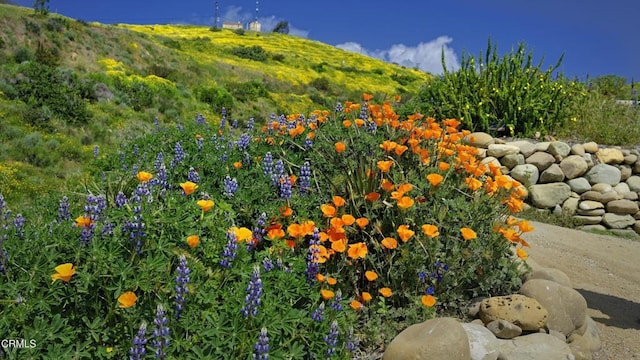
[233,161,243,169]
[310,245,329,263]
[381,237,398,249]
[321,289,335,300]
[517,221,534,233]
[421,294,436,307]
[361,292,372,302]
[397,225,415,242]
[136,171,153,182]
[380,140,397,152]
[180,181,198,195]
[197,199,215,212]
[341,214,356,226]
[51,263,76,283]
[186,235,200,248]
[495,175,513,190]
[394,145,408,156]
[332,196,346,207]
[376,160,393,173]
[266,228,285,240]
[365,192,381,202]
[421,224,440,238]
[330,217,345,229]
[335,142,347,153]
[350,300,363,310]
[355,217,369,228]
[231,227,253,242]
[426,174,444,187]
[379,288,393,298]
[327,277,337,285]
[287,223,304,238]
[460,227,477,240]
[300,220,316,236]
[75,215,93,229]
[326,226,346,242]
[355,119,365,127]
[118,291,138,308]
[321,204,337,217]
[343,120,353,128]
[365,270,378,281]
[380,179,395,192]
[397,183,413,194]
[347,242,368,259]
[438,162,450,171]
[465,177,483,191]
[280,206,293,217]
[331,239,347,253]
[316,273,326,282]
[516,248,528,260]
[397,196,414,210]
[363,93,374,101]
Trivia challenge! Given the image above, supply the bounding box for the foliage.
[272,21,289,34]
[227,80,271,102]
[33,0,49,15]
[0,97,530,358]
[230,45,268,62]
[589,74,627,98]
[402,39,580,137]
[195,85,234,114]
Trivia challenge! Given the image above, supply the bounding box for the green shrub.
[196,85,234,113]
[402,39,580,137]
[233,28,245,36]
[13,47,33,63]
[227,80,271,102]
[309,77,331,92]
[230,45,268,62]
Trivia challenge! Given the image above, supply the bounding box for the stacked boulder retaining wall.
[463,133,640,235]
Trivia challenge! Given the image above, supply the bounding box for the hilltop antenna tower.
[255,0,259,21]
[214,1,219,28]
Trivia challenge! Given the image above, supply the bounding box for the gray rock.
[534,142,551,152]
[578,200,604,211]
[580,224,607,232]
[496,333,575,360]
[529,183,571,208]
[582,153,595,168]
[479,295,548,331]
[383,317,471,360]
[548,141,571,158]
[510,164,540,186]
[94,82,114,102]
[486,320,522,339]
[591,183,613,193]
[502,153,525,169]
[566,178,591,194]
[539,164,565,183]
[596,148,624,164]
[468,297,487,318]
[488,144,521,158]
[519,279,587,336]
[568,316,602,360]
[571,144,585,156]
[576,208,605,216]
[620,165,632,181]
[527,268,572,288]
[624,154,638,165]
[464,132,495,148]
[622,191,639,200]
[606,199,639,214]
[602,213,636,229]
[560,155,589,179]
[582,142,598,153]
[561,197,579,216]
[526,152,556,171]
[507,140,537,157]
[573,215,603,225]
[627,175,640,192]
[613,182,631,194]
[585,164,621,185]
[634,221,640,235]
[462,322,501,360]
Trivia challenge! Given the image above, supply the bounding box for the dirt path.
[523,221,640,359]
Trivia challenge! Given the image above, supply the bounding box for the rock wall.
[464,132,640,235]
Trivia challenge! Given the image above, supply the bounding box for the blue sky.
[11,0,639,82]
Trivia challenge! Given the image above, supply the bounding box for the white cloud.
[336,36,461,75]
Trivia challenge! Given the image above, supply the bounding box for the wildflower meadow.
[0,96,533,358]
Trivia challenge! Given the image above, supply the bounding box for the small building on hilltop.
[222,21,243,30]
[248,20,261,32]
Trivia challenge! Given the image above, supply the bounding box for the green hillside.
[0,4,430,206]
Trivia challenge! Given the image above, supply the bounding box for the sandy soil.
[523,221,640,359]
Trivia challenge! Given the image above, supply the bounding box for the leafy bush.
[0,97,530,358]
[231,45,268,62]
[227,80,271,102]
[233,28,245,36]
[309,77,331,92]
[402,39,580,137]
[196,85,234,113]
[13,47,33,63]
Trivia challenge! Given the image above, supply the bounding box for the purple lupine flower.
[253,327,269,360]
[305,228,320,282]
[154,117,160,129]
[223,176,238,197]
[262,152,273,177]
[244,151,251,166]
[187,168,200,183]
[277,114,287,128]
[303,135,313,150]
[299,161,311,195]
[115,192,128,208]
[122,214,145,254]
[241,265,263,318]
[0,249,8,275]
[0,194,5,214]
[93,145,99,158]
[279,176,291,199]
[131,164,140,176]
[237,133,251,150]
[170,142,187,168]
[335,102,343,113]
[324,320,339,357]
[359,102,368,121]
[152,304,170,359]
[329,290,343,312]
[346,326,359,353]
[262,257,273,272]
[311,302,325,322]
[231,119,238,129]
[154,153,164,172]
[176,123,183,131]
[219,109,227,132]
[174,255,190,320]
[132,182,151,204]
[120,152,127,171]
[58,196,70,221]
[246,117,255,130]
[132,144,140,157]
[129,322,148,360]
[196,136,204,152]
[79,222,95,246]
[220,231,238,268]
[219,152,228,163]
[101,222,114,238]
[195,113,206,125]
[84,195,106,220]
